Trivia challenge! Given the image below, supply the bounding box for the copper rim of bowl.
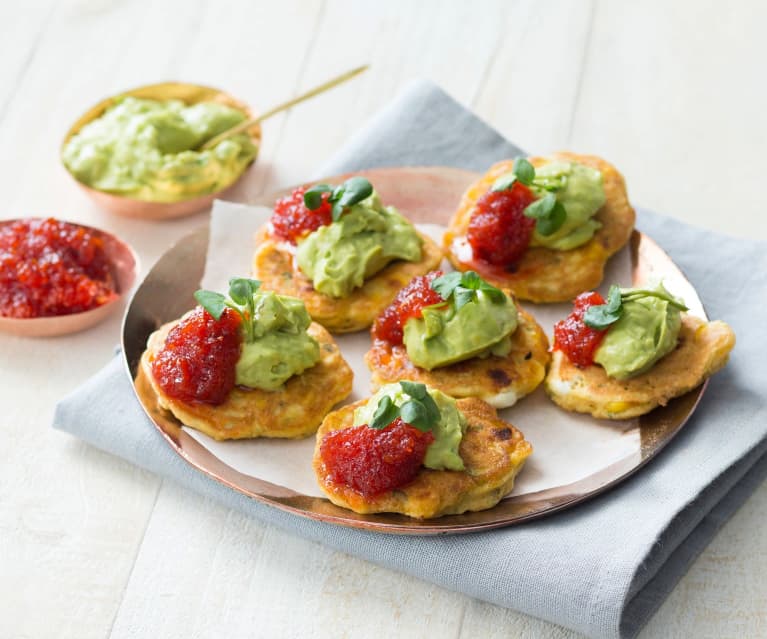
[0,217,139,337]
[60,82,262,220]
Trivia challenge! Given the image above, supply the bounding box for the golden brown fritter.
[142,320,353,440]
[313,397,532,518]
[545,315,735,419]
[444,152,635,303]
[365,307,549,408]
[252,229,443,333]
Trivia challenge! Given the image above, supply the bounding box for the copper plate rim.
[121,166,709,535]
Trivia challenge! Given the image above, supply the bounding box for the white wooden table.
[2,1,765,637]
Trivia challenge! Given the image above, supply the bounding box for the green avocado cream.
[295,192,422,298]
[403,291,518,370]
[354,383,468,471]
[593,283,683,379]
[529,161,606,250]
[62,96,258,202]
[235,291,320,390]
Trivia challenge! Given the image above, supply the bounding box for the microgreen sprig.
[303,176,374,221]
[491,157,567,236]
[582,285,623,330]
[369,381,441,432]
[522,192,567,236]
[583,285,689,330]
[194,277,262,342]
[490,157,535,192]
[430,270,506,311]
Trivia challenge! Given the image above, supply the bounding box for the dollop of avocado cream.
[593,283,683,379]
[403,272,518,370]
[235,291,320,390]
[528,161,606,250]
[295,191,422,298]
[404,292,517,370]
[354,383,467,471]
[62,96,258,202]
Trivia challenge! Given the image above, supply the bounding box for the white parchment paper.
[188,200,640,498]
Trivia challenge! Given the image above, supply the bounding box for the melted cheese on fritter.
[142,320,353,440]
[444,152,635,303]
[252,229,443,333]
[313,397,532,518]
[544,315,735,419]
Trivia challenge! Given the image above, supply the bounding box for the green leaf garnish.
[193,290,228,320]
[491,174,517,192]
[228,277,258,305]
[399,380,428,400]
[430,271,462,299]
[583,285,688,330]
[336,176,373,206]
[620,288,689,311]
[523,191,556,218]
[369,394,399,430]
[367,381,441,432]
[491,157,569,236]
[522,191,567,236]
[490,156,534,192]
[431,270,506,310]
[583,285,623,329]
[303,184,333,209]
[533,201,567,236]
[194,278,262,342]
[460,270,482,289]
[513,157,535,186]
[453,288,474,310]
[400,400,427,429]
[399,380,440,426]
[303,176,374,221]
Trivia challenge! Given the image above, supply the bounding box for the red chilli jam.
[151,307,243,405]
[552,291,608,367]
[467,182,537,267]
[270,186,333,244]
[0,217,117,318]
[319,417,434,497]
[372,270,445,345]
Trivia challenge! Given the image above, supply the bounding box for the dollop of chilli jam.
[270,186,333,244]
[552,291,608,367]
[151,307,242,405]
[372,270,445,345]
[0,218,117,318]
[319,417,434,497]
[467,182,537,266]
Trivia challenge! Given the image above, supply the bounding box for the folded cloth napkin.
[53,80,767,639]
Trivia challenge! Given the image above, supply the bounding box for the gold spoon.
[199,64,369,151]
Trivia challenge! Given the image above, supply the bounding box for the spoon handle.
[199,64,369,151]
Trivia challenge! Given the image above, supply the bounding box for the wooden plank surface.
[0,1,765,638]
[570,0,767,241]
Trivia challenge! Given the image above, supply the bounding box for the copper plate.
[122,167,708,534]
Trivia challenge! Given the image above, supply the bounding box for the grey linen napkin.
[53,80,767,639]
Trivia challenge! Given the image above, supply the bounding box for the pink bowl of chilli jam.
[0,217,138,337]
